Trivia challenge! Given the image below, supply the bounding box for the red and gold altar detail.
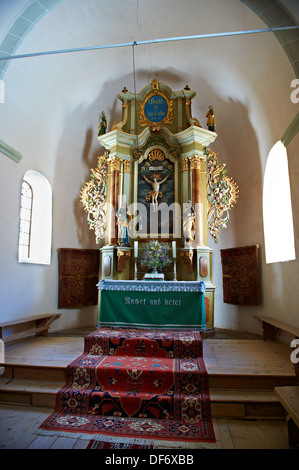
[81,79,238,334]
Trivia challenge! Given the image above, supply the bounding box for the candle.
[172,241,176,258]
[134,241,138,258]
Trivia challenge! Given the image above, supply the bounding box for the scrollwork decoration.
[207,150,239,243]
[80,154,108,244]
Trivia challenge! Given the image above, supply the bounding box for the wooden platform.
[0,329,297,420]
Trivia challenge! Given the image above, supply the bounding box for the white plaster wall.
[0,0,298,333]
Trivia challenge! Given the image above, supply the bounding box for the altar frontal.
[98,280,206,330]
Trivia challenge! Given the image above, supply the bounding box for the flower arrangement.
[139,240,171,273]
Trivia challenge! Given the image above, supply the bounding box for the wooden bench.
[275,386,299,447]
[254,315,299,383]
[254,315,299,342]
[0,314,61,344]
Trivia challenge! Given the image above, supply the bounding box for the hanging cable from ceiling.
[132,41,139,154]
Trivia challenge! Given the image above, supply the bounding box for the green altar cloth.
[98,280,206,330]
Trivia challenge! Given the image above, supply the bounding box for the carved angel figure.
[183,200,195,247]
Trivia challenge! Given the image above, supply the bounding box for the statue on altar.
[206,106,216,131]
[98,111,107,136]
[116,202,130,246]
[142,174,169,212]
[183,200,195,247]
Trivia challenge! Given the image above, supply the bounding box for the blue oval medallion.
[144,95,168,122]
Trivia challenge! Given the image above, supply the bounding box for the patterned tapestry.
[220,245,260,305]
[58,248,99,309]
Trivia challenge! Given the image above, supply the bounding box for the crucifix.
[142,174,169,212]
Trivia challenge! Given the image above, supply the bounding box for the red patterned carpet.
[38,328,215,446]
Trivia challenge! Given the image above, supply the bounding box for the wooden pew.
[275,386,299,447]
[254,315,299,384]
[254,315,299,342]
[0,314,61,344]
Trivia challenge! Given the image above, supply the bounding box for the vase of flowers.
[139,240,171,273]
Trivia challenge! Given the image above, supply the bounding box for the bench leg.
[287,415,299,447]
[262,321,279,341]
[35,318,53,337]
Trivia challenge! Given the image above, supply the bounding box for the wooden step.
[0,377,63,408]
[0,376,288,419]
[210,389,285,419]
[208,373,297,390]
[0,363,66,382]
[2,362,296,391]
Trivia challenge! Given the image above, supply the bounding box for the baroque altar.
[81,79,238,334]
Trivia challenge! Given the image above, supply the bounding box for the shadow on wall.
[73,125,99,248]
[193,92,265,330]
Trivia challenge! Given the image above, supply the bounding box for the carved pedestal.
[117,248,131,272]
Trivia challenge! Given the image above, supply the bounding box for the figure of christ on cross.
[142,174,169,212]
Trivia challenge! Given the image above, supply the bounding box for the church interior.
[0,0,299,451]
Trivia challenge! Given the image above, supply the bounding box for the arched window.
[263,141,296,264]
[19,180,33,260]
[18,170,52,265]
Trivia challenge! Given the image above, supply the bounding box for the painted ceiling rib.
[0,26,298,62]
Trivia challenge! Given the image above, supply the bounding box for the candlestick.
[134,241,138,258]
[172,241,176,258]
[173,259,177,281]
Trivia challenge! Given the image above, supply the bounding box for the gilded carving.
[207,150,239,243]
[148,148,165,161]
[180,158,189,172]
[123,160,131,173]
[80,154,108,244]
[108,156,122,172]
[189,155,205,170]
[139,88,174,128]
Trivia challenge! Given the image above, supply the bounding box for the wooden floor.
[0,328,296,449]
[2,328,295,376]
[0,403,291,449]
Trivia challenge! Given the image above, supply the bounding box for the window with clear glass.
[18,170,52,265]
[19,180,33,260]
[263,141,296,264]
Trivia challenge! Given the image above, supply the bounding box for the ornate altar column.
[122,159,131,205]
[107,156,122,246]
[190,154,205,247]
[180,157,190,203]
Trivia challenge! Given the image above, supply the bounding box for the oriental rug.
[221,245,261,305]
[57,248,99,308]
[87,440,153,449]
[38,328,215,446]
